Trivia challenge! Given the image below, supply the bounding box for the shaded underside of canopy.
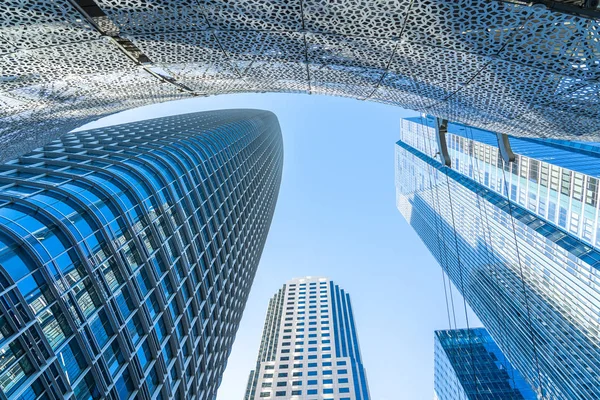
[1,0,599,162]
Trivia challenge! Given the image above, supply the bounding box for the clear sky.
[79,93,480,400]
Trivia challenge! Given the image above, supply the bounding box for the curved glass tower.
[244,276,370,400]
[0,109,283,400]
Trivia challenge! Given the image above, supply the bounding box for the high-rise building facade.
[244,277,370,400]
[395,116,600,399]
[434,328,536,400]
[2,0,599,162]
[0,109,283,400]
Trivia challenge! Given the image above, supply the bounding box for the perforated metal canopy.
[1,0,599,162]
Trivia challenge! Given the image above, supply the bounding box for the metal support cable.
[422,117,481,399]
[418,116,456,330]
[422,10,535,112]
[362,0,416,101]
[465,125,522,395]
[442,170,482,399]
[417,116,463,400]
[425,122,480,398]
[498,153,546,398]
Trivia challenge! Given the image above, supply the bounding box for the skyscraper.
[2,0,599,161]
[434,328,536,400]
[395,116,600,399]
[0,109,283,400]
[244,277,370,400]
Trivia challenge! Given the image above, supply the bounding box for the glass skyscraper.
[0,109,283,400]
[434,328,536,400]
[244,277,370,400]
[396,116,600,399]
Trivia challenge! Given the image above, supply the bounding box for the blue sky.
[80,93,480,400]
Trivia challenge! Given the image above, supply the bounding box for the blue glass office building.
[434,328,536,400]
[0,109,283,400]
[396,116,600,399]
[244,277,370,400]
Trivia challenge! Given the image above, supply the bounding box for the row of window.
[267,360,347,368]
[260,388,351,397]
[264,369,348,378]
[284,316,328,321]
[262,377,350,387]
[289,298,328,304]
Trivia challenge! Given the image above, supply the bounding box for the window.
[137,340,152,372]
[262,382,272,388]
[278,373,288,378]
[323,379,333,384]
[561,170,572,196]
[308,371,317,376]
[307,380,317,385]
[338,378,349,384]
[291,390,301,395]
[276,382,287,387]
[338,369,348,374]
[292,380,302,386]
[264,374,273,378]
[324,388,334,394]
[259,392,270,398]
[339,387,350,393]
[275,391,286,397]
[587,177,598,206]
[307,389,318,395]
[292,371,302,377]
[336,361,346,366]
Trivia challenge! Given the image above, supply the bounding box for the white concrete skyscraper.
[244,277,370,400]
